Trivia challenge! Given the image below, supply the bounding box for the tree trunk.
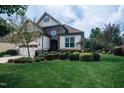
[26,42,30,58]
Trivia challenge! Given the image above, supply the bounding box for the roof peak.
[37,12,62,25]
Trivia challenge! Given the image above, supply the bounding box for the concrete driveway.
[0,56,23,64]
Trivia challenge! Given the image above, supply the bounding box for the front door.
[50,40,58,51]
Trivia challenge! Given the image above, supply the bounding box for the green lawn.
[0,54,124,88]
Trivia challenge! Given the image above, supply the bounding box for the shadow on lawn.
[0,73,24,88]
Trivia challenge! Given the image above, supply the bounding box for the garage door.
[19,47,37,57]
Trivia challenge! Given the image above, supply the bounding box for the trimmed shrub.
[59,49,81,53]
[40,57,46,61]
[79,53,93,61]
[93,53,100,61]
[73,52,80,60]
[82,48,91,53]
[68,54,77,61]
[39,54,46,58]
[44,52,49,55]
[102,51,106,54]
[6,49,18,56]
[8,59,14,63]
[59,53,67,60]
[113,47,124,56]
[54,53,59,59]
[0,51,7,57]
[14,57,33,63]
[45,54,54,60]
[35,50,48,57]
[63,52,70,59]
[34,57,45,62]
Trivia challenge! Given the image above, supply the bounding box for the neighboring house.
[18,12,84,57]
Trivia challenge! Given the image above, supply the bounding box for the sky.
[26,5,124,37]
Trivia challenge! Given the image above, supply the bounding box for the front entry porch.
[49,40,58,51]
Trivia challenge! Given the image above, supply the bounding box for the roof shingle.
[63,24,82,33]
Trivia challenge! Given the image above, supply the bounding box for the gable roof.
[63,24,82,33]
[36,12,84,34]
[37,12,62,25]
[22,19,43,33]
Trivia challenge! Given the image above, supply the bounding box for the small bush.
[59,53,67,60]
[6,49,18,56]
[43,52,49,55]
[38,54,46,58]
[35,50,46,57]
[102,51,106,54]
[8,59,14,63]
[73,52,80,60]
[69,54,77,61]
[46,54,54,60]
[40,57,46,61]
[54,53,59,59]
[34,57,45,62]
[0,51,7,57]
[79,53,93,61]
[59,49,81,53]
[14,57,33,63]
[82,48,91,53]
[93,53,100,61]
[63,52,70,59]
[113,47,124,56]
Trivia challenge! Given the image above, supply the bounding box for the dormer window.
[43,16,49,22]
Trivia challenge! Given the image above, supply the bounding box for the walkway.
[0,56,23,63]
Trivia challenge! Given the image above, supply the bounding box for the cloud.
[108,6,124,31]
[26,5,123,38]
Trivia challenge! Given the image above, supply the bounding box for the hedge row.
[0,49,18,57]
[8,56,47,63]
[113,47,124,56]
[8,57,34,63]
[8,52,101,64]
[35,50,101,62]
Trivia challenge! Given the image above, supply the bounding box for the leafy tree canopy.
[0,5,28,39]
[0,17,14,38]
[0,5,28,16]
[103,23,122,46]
[90,27,102,39]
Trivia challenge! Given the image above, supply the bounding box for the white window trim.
[65,37,69,48]
[65,36,75,48]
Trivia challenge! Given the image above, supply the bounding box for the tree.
[8,16,41,58]
[122,33,124,45]
[76,35,84,51]
[0,5,28,16]
[0,17,14,40]
[6,16,27,44]
[89,27,103,52]
[0,5,28,40]
[102,23,122,50]
[90,27,102,39]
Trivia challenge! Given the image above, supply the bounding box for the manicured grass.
[0,54,124,88]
